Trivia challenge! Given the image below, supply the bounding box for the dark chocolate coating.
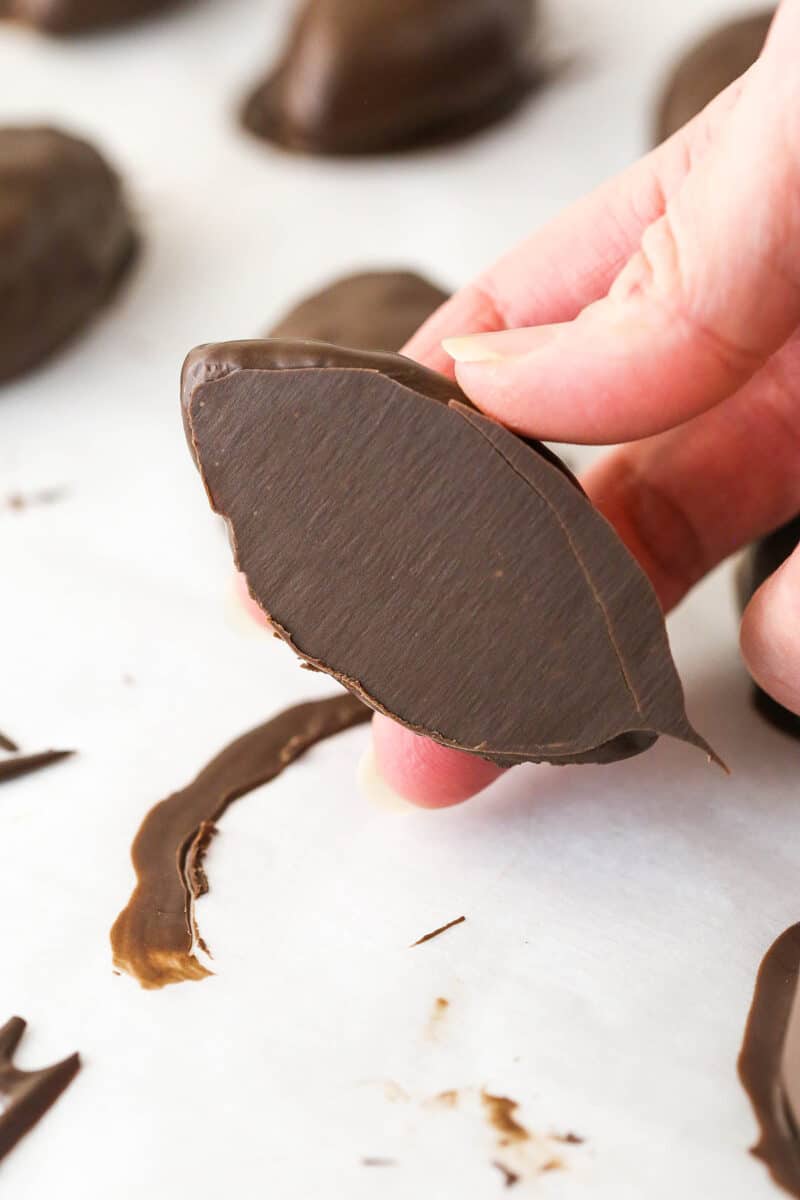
[0,1018,80,1163]
[182,339,720,769]
[0,127,135,382]
[268,271,447,353]
[111,693,369,989]
[0,0,180,33]
[739,925,800,1198]
[242,0,539,156]
[655,10,773,142]
[736,517,800,738]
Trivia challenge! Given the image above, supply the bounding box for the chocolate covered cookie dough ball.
[242,0,539,155]
[267,271,447,352]
[655,10,773,142]
[0,127,136,382]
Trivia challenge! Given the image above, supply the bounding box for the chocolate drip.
[739,925,800,1197]
[0,1017,80,1163]
[111,693,369,989]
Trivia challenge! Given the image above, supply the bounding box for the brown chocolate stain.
[481,1091,530,1146]
[0,1017,80,1162]
[492,1159,520,1188]
[110,694,369,989]
[361,1157,396,1167]
[554,1131,584,1145]
[412,915,466,947]
[739,924,800,1197]
[0,749,74,785]
[426,997,451,1041]
[4,486,67,512]
[434,1088,459,1109]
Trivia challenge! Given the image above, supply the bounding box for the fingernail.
[443,325,561,364]
[357,746,413,813]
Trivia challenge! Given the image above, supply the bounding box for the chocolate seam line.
[451,402,645,722]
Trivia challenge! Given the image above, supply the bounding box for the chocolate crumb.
[554,1131,585,1145]
[411,916,466,947]
[491,1160,520,1188]
[481,1092,530,1145]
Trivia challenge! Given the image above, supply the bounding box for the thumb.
[444,3,800,443]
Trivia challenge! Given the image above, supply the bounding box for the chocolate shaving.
[0,729,18,753]
[182,340,721,771]
[0,749,73,785]
[0,1017,80,1163]
[412,916,466,947]
[111,694,369,989]
[739,924,800,1197]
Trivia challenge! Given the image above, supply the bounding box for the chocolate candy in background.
[242,0,540,155]
[0,0,180,33]
[268,271,448,353]
[655,10,774,142]
[736,517,800,740]
[0,127,136,383]
[182,339,721,769]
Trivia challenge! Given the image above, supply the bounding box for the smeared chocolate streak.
[0,1017,80,1162]
[739,924,800,1197]
[111,693,369,989]
[0,749,73,784]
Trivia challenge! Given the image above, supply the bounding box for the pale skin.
[240,4,800,804]
[372,1,800,807]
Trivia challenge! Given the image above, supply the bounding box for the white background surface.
[1,1,797,1196]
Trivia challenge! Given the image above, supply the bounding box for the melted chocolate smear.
[481,1092,530,1146]
[0,127,136,382]
[492,1160,520,1188]
[0,729,18,753]
[241,0,539,156]
[412,916,466,947]
[655,11,773,143]
[0,749,73,785]
[737,517,800,739]
[739,925,800,1197]
[111,694,369,989]
[0,1017,80,1163]
[268,270,447,355]
[0,0,181,33]
[182,340,721,771]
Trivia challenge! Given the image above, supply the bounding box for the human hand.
[374,1,800,807]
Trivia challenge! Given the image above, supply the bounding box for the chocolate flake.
[267,271,447,354]
[0,749,74,785]
[412,916,467,947]
[241,0,540,156]
[739,924,800,1198]
[110,694,369,989]
[491,1160,520,1188]
[0,1017,80,1163]
[481,1092,530,1146]
[0,729,18,753]
[182,340,721,770]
